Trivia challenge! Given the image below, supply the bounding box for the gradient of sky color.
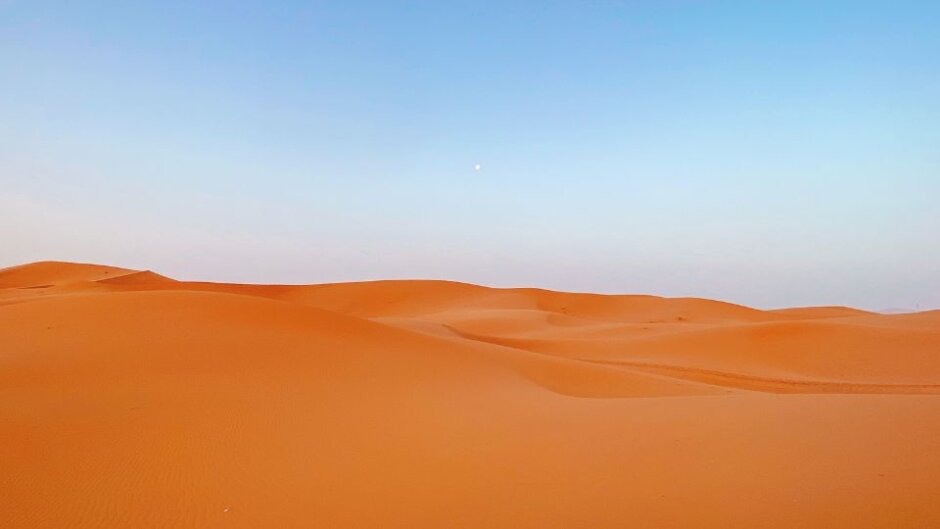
[2,1,938,310]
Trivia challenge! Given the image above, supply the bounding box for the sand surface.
[2,261,939,528]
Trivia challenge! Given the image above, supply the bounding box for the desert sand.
[2,260,939,528]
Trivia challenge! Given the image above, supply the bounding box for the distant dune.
[2,261,939,528]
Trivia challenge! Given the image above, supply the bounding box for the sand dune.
[0,261,133,288]
[769,305,876,319]
[2,261,939,528]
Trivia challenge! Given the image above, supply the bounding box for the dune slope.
[1,261,939,529]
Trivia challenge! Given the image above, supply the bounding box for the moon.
[474,164,481,171]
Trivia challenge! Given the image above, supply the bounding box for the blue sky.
[2,1,938,310]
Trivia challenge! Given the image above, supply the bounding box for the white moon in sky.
[474,164,481,171]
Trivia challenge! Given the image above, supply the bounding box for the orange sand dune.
[769,305,876,319]
[2,261,939,528]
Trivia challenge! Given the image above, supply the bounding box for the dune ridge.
[2,261,939,529]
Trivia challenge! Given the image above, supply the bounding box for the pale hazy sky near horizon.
[2,1,938,310]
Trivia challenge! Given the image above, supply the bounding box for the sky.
[2,1,938,310]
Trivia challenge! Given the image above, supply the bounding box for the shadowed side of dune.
[451,319,940,386]
[94,270,177,285]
